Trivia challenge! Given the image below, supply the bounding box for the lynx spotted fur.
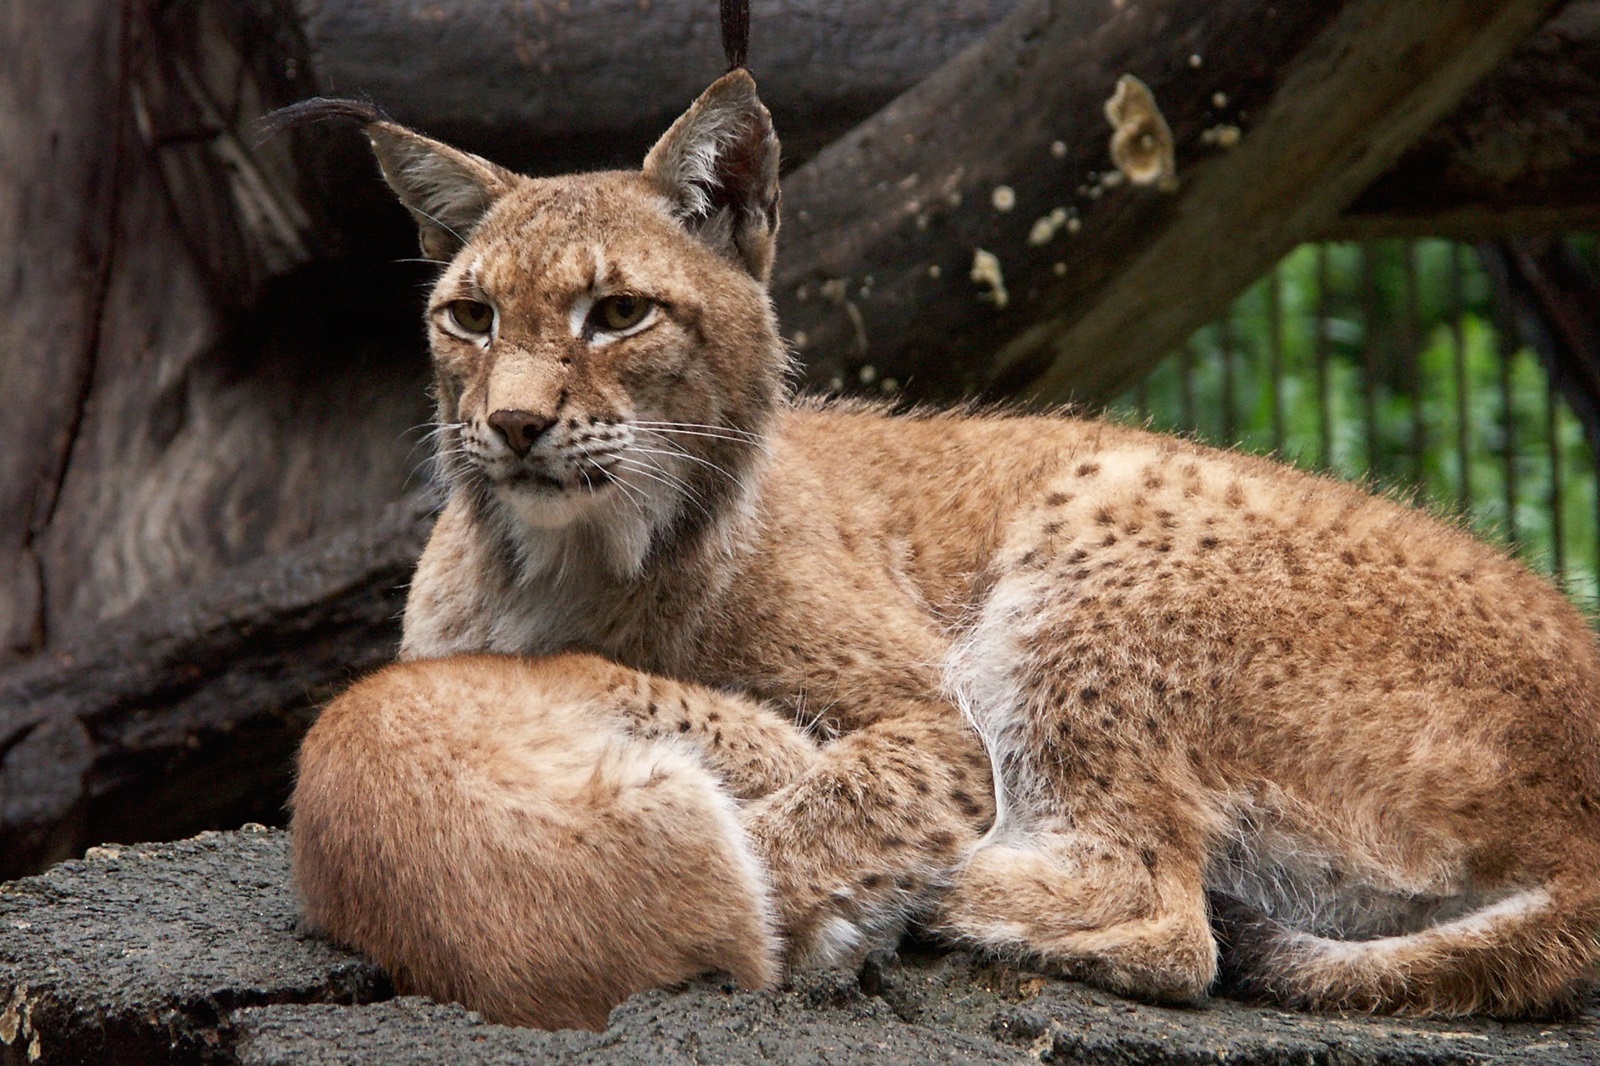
[290,71,1600,1028]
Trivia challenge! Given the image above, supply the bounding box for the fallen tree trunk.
[294,0,1022,176]
[772,0,1563,406]
[0,495,431,880]
[288,0,1600,244]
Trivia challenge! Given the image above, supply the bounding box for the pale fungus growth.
[1029,207,1070,246]
[1105,74,1179,192]
[970,248,1009,309]
[1201,124,1242,149]
[991,185,1017,212]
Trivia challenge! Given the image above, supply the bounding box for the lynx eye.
[447,299,495,334]
[592,294,653,333]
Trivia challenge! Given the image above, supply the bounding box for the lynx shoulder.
[291,70,1600,1022]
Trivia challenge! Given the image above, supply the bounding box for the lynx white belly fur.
[289,72,1600,1027]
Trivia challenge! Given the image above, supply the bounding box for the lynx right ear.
[262,98,514,261]
[644,70,781,281]
[365,122,518,262]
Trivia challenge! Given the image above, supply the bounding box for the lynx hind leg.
[292,653,789,1031]
[934,824,1218,1004]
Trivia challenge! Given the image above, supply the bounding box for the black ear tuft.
[720,0,749,71]
[257,97,390,144]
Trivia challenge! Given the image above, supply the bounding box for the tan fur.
[297,70,1600,1020]
[293,653,817,1029]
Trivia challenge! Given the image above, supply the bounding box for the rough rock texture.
[0,828,389,1065]
[3,829,1597,1065]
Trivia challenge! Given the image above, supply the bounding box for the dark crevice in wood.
[1480,237,1600,461]
[18,0,141,655]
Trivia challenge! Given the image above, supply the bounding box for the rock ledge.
[2,830,1595,1064]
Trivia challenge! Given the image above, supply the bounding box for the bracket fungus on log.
[1105,75,1179,192]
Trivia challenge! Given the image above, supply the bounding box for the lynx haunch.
[290,71,1600,1029]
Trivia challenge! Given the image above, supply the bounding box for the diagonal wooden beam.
[771,0,1563,406]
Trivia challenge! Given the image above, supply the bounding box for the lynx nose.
[487,409,555,457]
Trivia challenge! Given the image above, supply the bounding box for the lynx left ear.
[644,70,781,281]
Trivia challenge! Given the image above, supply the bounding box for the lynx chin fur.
[290,71,1600,1028]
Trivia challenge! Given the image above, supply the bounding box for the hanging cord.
[721,0,749,71]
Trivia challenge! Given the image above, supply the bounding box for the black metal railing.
[1114,237,1600,610]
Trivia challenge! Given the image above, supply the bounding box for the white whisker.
[627,443,739,485]
[633,421,762,446]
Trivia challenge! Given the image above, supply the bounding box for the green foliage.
[1113,239,1599,612]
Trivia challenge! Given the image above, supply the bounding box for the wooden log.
[291,0,1600,243]
[0,0,434,669]
[293,0,1022,176]
[1336,2,1600,241]
[0,495,431,880]
[772,0,1564,407]
[0,0,126,659]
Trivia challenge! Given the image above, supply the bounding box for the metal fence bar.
[1404,242,1425,486]
[1360,247,1380,476]
[1549,375,1567,585]
[1315,246,1332,470]
[1178,340,1195,430]
[1220,310,1236,445]
[1450,244,1472,511]
[1268,268,1285,453]
[1495,297,1520,551]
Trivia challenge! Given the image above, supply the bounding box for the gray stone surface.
[0,828,387,1065]
[3,829,1598,1064]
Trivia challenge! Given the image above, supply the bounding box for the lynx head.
[344,72,785,571]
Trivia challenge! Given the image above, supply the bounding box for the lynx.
[289,71,1600,1028]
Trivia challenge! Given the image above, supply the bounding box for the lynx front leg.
[737,710,997,965]
[591,661,821,799]
[933,824,1217,1004]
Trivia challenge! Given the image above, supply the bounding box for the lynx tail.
[1211,883,1600,1018]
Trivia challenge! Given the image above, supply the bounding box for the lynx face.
[371,72,785,559]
